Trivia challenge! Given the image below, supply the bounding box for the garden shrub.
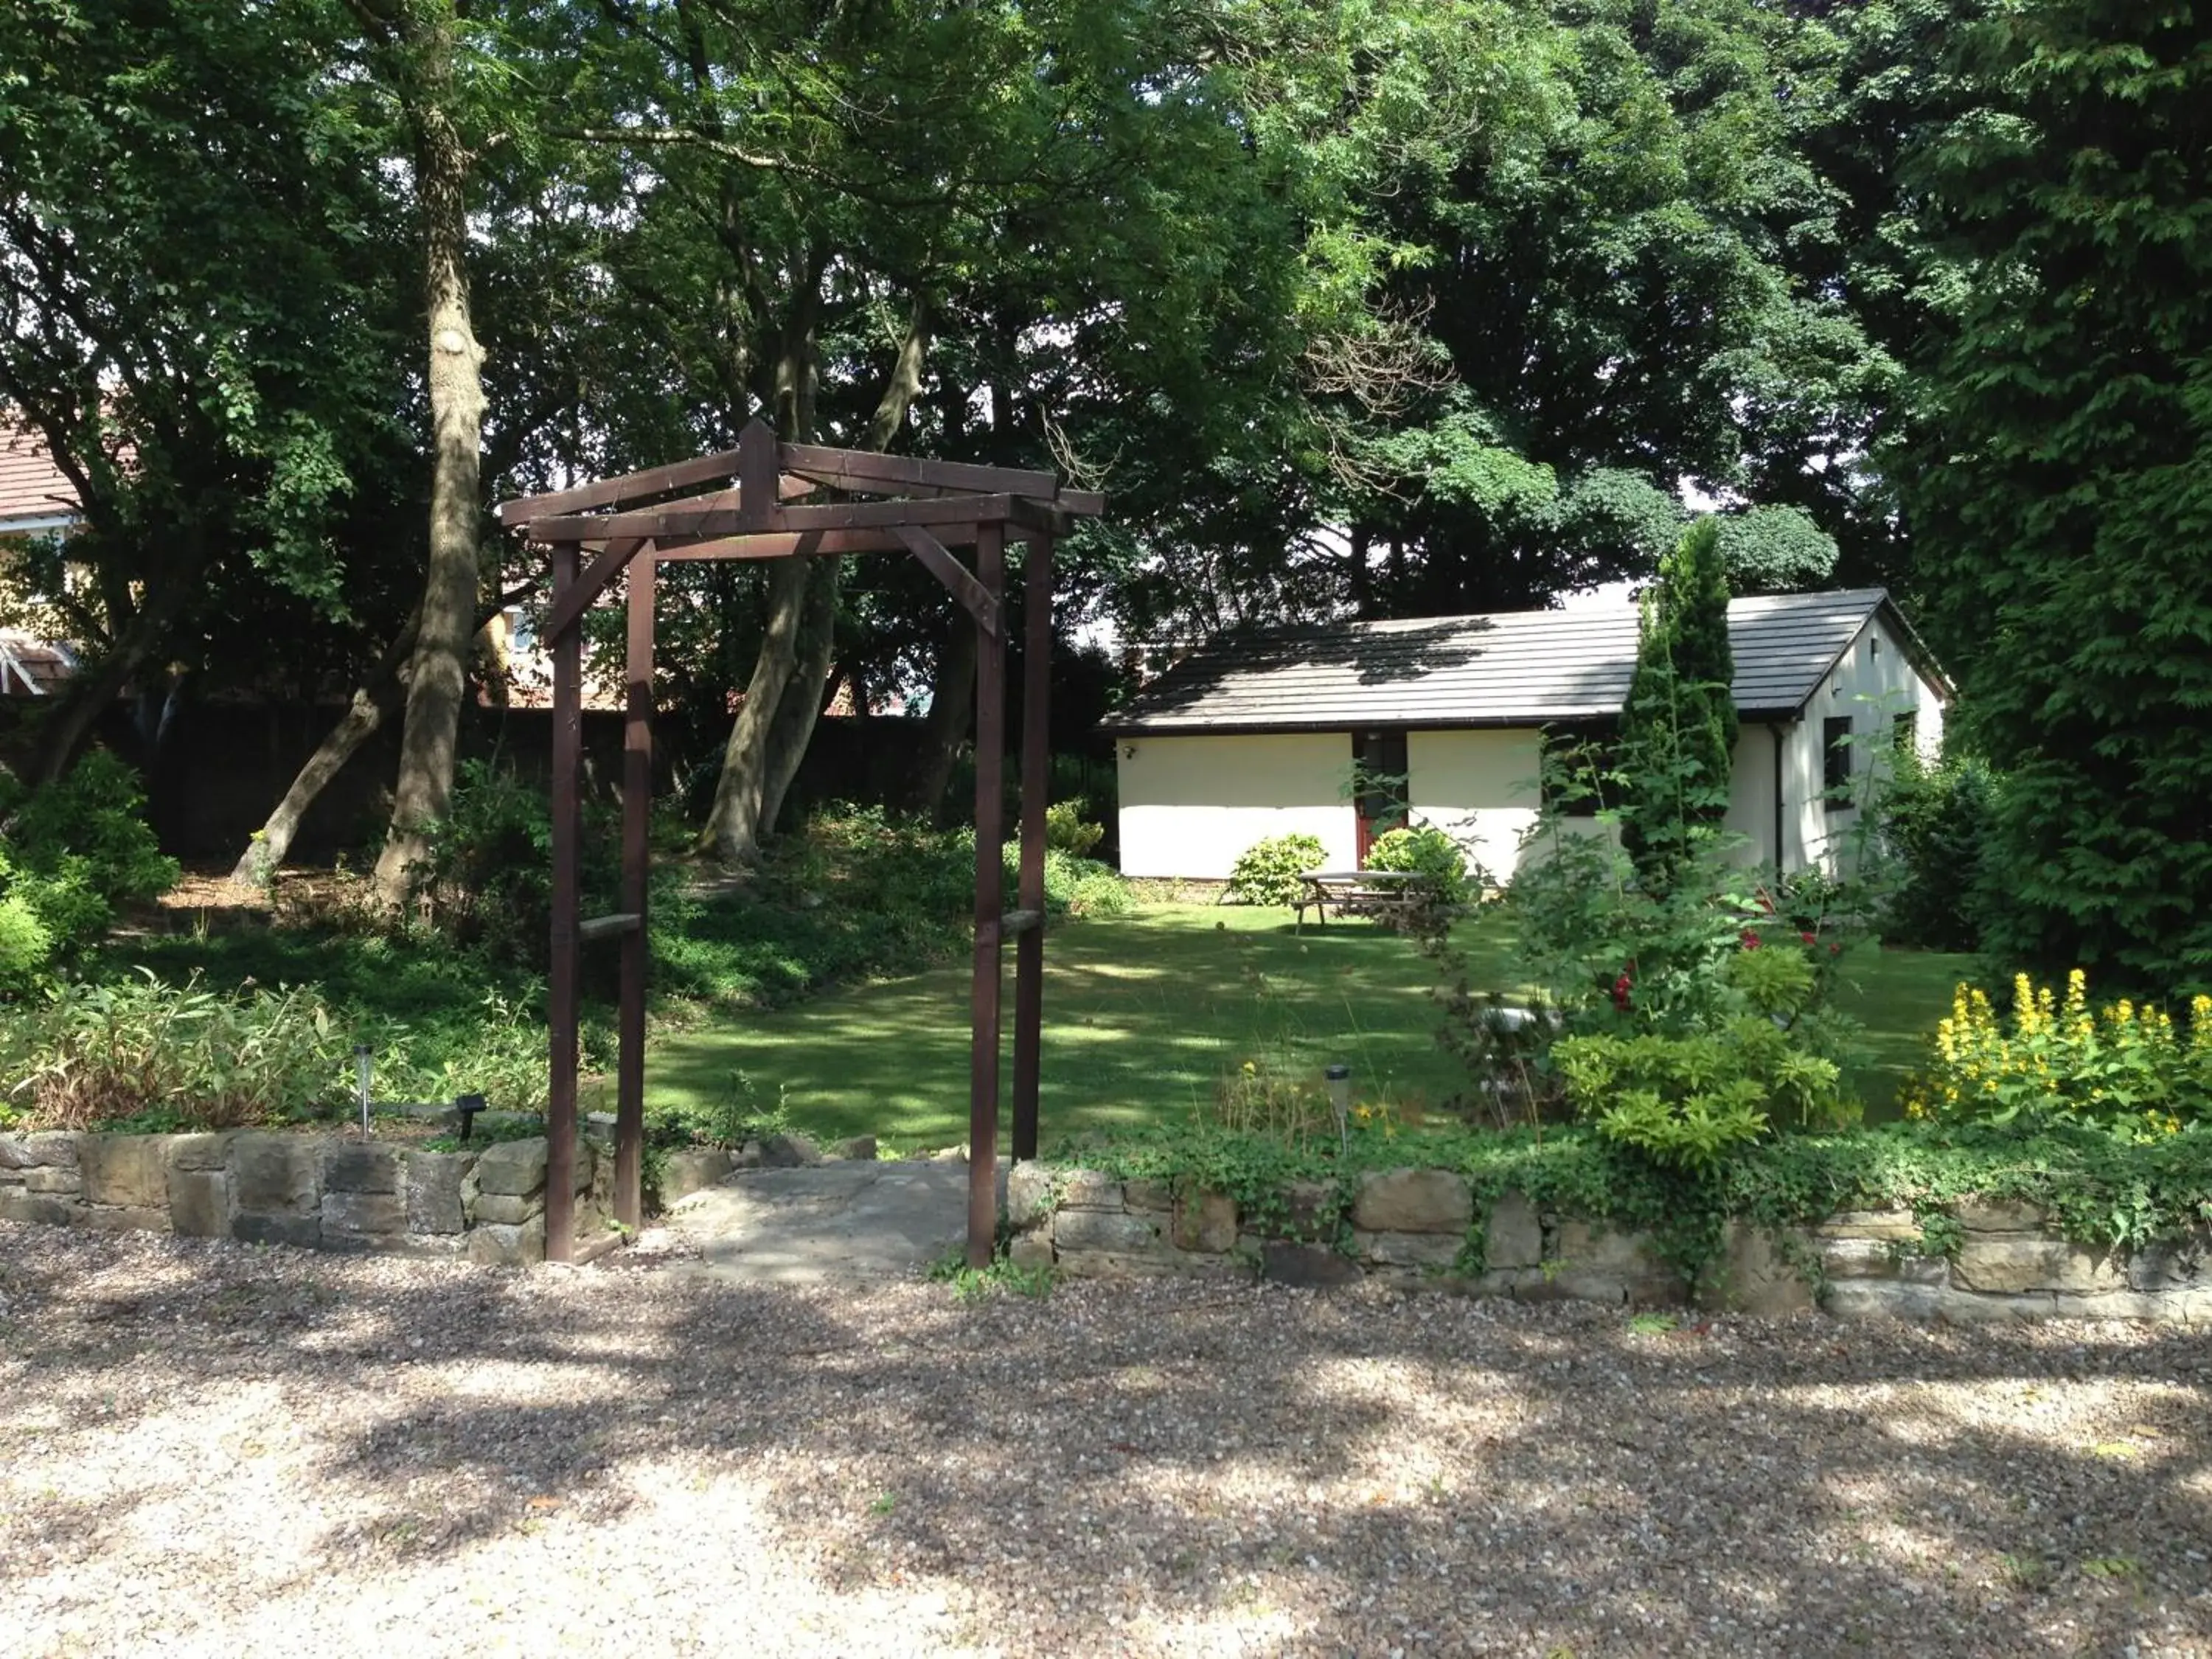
[1904,969,2211,1138]
[10,970,347,1130]
[1365,823,1474,905]
[411,758,620,966]
[1617,518,1736,894]
[1225,832,1326,907]
[0,751,178,990]
[1875,749,1997,952]
[1044,799,1105,858]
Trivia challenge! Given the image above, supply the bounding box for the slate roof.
[1105,589,1946,734]
[0,418,80,532]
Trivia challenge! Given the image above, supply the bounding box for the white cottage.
[1104,588,1949,883]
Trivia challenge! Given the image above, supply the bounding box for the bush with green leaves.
[1225,832,1326,907]
[1875,749,1997,953]
[9,970,347,1130]
[0,751,178,990]
[411,759,620,966]
[1617,518,1736,894]
[1044,799,1105,858]
[1364,823,1475,905]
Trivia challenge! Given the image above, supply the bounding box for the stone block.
[1172,1190,1238,1253]
[1953,1199,2048,1234]
[1825,1279,2052,1323]
[1705,1222,1817,1318]
[321,1191,406,1245]
[23,1166,83,1195]
[1121,1178,1175,1214]
[1551,1221,1683,1305]
[1005,1161,1056,1228]
[80,1135,173,1209]
[1812,1208,1921,1241]
[1354,1228,1464,1271]
[1057,1169,1123,1211]
[1259,1241,1363,1288]
[2126,1234,2210,1292]
[658,1149,734,1206]
[470,1192,543,1226]
[2046,1290,2195,1322]
[167,1169,231,1239]
[1351,1169,1471,1235]
[468,1218,546,1267]
[1052,1207,1164,1253]
[231,1133,321,1214]
[472,1136,549,1197]
[166,1133,234,1172]
[404,1152,472,1236]
[323,1144,401,1194]
[1007,1232,1055,1272]
[1278,1178,1340,1242]
[74,1205,170,1235]
[0,1193,76,1226]
[833,1135,877,1162]
[1952,1235,2126,1295]
[759,1132,825,1169]
[1054,1249,1183,1280]
[1484,1192,1543,1269]
[232,1211,322,1251]
[1820,1237,1946,1282]
[0,1131,80,1169]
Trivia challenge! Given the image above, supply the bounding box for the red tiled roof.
[0,630,76,696]
[0,417,81,530]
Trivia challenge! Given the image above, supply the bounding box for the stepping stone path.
[664,1158,1007,1283]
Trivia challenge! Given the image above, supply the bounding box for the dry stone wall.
[0,1128,614,1265]
[1005,1164,2212,1325]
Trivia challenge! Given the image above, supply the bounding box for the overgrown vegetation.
[1874,749,1997,953]
[0,753,179,992]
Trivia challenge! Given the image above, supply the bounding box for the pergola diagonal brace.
[543,537,650,643]
[898,525,998,638]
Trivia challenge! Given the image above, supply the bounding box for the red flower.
[1800,931,1817,947]
[1611,971,1633,1012]
[1740,930,1763,950]
[1829,942,1843,956]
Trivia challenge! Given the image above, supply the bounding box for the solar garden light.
[1326,1062,1352,1156]
[454,1093,488,1143]
[353,1045,373,1140]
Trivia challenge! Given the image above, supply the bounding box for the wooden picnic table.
[1293,867,1441,933]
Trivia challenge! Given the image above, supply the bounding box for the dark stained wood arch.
[497,420,1102,1267]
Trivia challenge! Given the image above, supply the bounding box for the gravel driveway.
[4,1221,2209,1658]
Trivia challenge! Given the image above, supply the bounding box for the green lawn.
[639,904,1975,1151]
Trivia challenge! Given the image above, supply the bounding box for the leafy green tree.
[1897,0,2212,989]
[1619,517,1736,891]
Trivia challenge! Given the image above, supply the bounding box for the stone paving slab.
[667,1158,1008,1282]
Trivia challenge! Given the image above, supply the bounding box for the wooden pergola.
[495,420,1104,1267]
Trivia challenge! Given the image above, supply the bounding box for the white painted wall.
[1789,613,1948,872]
[1722,725,1781,865]
[1405,729,1544,884]
[1116,732,1355,878]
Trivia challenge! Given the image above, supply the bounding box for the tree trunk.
[757,560,839,836]
[25,554,205,785]
[700,297,928,860]
[229,611,419,886]
[698,554,810,864]
[907,609,978,820]
[371,1,484,905]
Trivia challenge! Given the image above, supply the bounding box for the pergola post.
[614,548,657,1231]
[545,540,582,1264]
[966,521,1008,1268]
[1010,534,1054,1162]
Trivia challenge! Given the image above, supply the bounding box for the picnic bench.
[1293,868,1442,933]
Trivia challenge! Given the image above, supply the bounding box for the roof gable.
[1106,589,1941,733]
[0,417,80,532]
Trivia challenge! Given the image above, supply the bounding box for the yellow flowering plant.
[1903,970,2211,1138]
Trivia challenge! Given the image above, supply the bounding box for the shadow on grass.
[4,1228,2209,1655]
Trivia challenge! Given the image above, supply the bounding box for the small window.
[1541,724,1618,815]
[1354,730,1409,827]
[1823,716,1854,808]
